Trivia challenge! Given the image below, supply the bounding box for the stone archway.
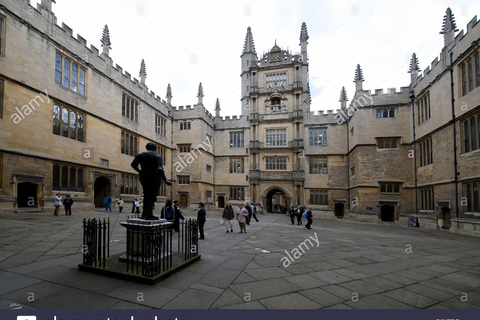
[380,205,395,222]
[94,176,111,208]
[261,185,292,213]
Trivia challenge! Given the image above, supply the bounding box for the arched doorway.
[381,205,395,222]
[17,182,38,208]
[218,196,225,209]
[334,203,344,218]
[266,189,288,213]
[94,176,111,208]
[441,207,451,229]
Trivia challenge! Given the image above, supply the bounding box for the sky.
[39,0,480,116]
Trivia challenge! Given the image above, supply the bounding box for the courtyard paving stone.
[0,209,479,309]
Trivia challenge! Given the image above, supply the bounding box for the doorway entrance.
[17,182,38,208]
[380,205,395,222]
[94,176,111,208]
[334,203,345,218]
[218,196,225,209]
[441,207,451,229]
[179,194,188,208]
[266,189,288,213]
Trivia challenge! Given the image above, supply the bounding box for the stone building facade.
[0,1,479,234]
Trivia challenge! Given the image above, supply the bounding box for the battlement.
[361,87,411,96]
[172,104,215,122]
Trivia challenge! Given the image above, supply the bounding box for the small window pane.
[77,169,84,192]
[69,167,76,191]
[53,105,61,135]
[71,63,78,92]
[63,58,70,88]
[61,166,68,191]
[389,109,395,118]
[55,54,62,84]
[77,114,84,142]
[52,165,60,190]
[69,111,76,140]
[79,68,85,95]
[61,107,69,137]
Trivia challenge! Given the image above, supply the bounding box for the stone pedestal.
[119,218,173,261]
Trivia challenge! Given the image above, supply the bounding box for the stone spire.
[440,8,458,47]
[215,98,221,117]
[353,64,364,92]
[100,25,111,57]
[339,87,348,111]
[197,82,204,105]
[139,59,147,85]
[242,27,256,55]
[408,53,421,85]
[299,22,309,62]
[166,83,172,106]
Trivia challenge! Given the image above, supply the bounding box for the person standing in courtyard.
[288,206,296,225]
[161,199,174,221]
[305,206,313,229]
[197,202,206,240]
[173,200,185,232]
[63,194,73,216]
[250,202,259,222]
[104,194,112,212]
[222,203,234,233]
[53,193,62,216]
[134,198,141,215]
[296,205,303,225]
[117,198,124,213]
[237,204,248,233]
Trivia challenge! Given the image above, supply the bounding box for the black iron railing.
[82,218,110,268]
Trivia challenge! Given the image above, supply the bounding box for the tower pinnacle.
[408,53,420,74]
[215,98,221,117]
[340,87,348,111]
[440,8,458,47]
[300,22,309,43]
[242,27,257,55]
[139,59,147,85]
[354,64,365,92]
[197,82,204,105]
[100,25,111,56]
[166,84,172,106]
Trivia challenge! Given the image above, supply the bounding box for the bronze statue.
[131,142,171,220]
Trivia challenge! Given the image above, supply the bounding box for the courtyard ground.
[0,208,479,309]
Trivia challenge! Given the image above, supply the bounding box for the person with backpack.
[161,199,174,221]
[63,194,74,216]
[295,205,303,225]
[305,206,313,229]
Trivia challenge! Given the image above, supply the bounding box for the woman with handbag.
[222,203,234,233]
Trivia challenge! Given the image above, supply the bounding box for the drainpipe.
[346,120,351,212]
[410,89,418,216]
[450,51,460,223]
[170,110,174,201]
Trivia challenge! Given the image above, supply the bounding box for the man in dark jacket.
[131,142,171,220]
[173,200,185,232]
[197,202,206,240]
[63,194,74,216]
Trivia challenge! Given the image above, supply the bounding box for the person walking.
[53,193,62,216]
[244,203,252,225]
[237,204,248,234]
[104,194,112,212]
[63,194,74,216]
[250,202,259,222]
[197,202,206,240]
[305,206,313,229]
[222,203,234,233]
[134,198,141,215]
[173,200,185,232]
[295,205,303,225]
[288,206,296,225]
[117,198,124,213]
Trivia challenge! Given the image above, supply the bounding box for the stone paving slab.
[29,288,119,309]
[230,278,301,301]
[298,288,345,307]
[259,292,322,309]
[162,289,220,309]
[383,288,438,308]
[0,272,42,296]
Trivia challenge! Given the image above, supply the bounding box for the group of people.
[53,193,74,216]
[222,202,259,234]
[102,194,141,214]
[288,205,314,229]
[160,199,207,240]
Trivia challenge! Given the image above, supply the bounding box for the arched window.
[71,63,78,92]
[79,68,85,95]
[52,165,60,190]
[61,107,69,137]
[53,105,61,135]
[55,54,62,84]
[69,167,76,191]
[77,114,84,142]
[474,183,479,213]
[63,58,70,88]
[471,117,477,151]
[77,169,84,192]
[70,111,76,140]
[464,121,470,153]
[61,166,68,191]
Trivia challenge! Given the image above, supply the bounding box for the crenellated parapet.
[214,114,250,130]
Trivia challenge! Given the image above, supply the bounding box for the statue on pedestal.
[131,142,171,220]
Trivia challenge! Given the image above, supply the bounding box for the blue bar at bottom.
[5,309,480,320]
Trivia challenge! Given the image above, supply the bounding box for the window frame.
[55,52,86,96]
[229,131,245,148]
[52,164,84,192]
[310,189,328,205]
[53,104,85,142]
[309,128,327,146]
[309,157,328,175]
[265,156,287,171]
